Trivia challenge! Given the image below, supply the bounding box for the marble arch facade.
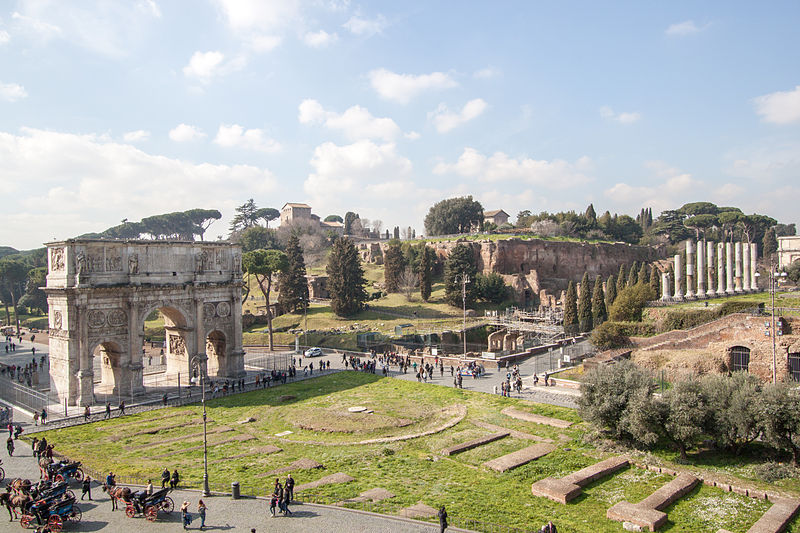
[45,239,245,406]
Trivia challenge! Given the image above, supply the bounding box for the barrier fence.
[0,375,51,415]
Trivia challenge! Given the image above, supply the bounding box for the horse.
[10,478,32,495]
[102,484,131,509]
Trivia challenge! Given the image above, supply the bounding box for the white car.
[304,347,323,357]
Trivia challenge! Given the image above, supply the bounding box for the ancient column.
[674,254,684,300]
[697,240,706,298]
[685,240,695,299]
[750,243,759,291]
[661,272,672,301]
[743,244,751,292]
[734,241,743,293]
[716,242,726,295]
[725,242,734,294]
[707,241,715,296]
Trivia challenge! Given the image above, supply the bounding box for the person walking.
[161,467,170,488]
[105,402,111,419]
[31,437,39,459]
[6,437,13,457]
[438,505,448,533]
[280,485,292,516]
[32,412,39,426]
[40,408,47,425]
[118,400,125,416]
[180,500,192,529]
[197,499,207,529]
[81,476,92,500]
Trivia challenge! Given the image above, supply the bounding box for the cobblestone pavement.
[0,447,455,532]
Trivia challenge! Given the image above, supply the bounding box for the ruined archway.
[45,239,245,406]
[206,330,226,377]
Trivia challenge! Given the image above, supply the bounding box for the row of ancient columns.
[661,241,759,301]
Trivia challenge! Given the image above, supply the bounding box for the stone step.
[483,443,555,472]
[747,498,800,533]
[531,456,629,504]
[607,474,699,532]
[441,431,510,456]
[501,407,573,428]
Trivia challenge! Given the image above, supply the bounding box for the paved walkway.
[0,446,459,532]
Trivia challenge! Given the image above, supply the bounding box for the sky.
[1,0,799,250]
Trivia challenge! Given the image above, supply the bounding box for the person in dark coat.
[161,468,170,488]
[81,476,92,500]
[6,437,14,457]
[171,469,180,489]
[285,474,294,502]
[438,505,448,532]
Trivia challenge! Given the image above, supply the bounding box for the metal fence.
[0,375,51,414]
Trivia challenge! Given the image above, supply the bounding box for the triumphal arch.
[45,239,245,406]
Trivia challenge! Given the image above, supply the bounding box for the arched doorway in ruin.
[91,340,124,397]
[206,330,226,377]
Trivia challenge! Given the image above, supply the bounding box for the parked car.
[304,347,323,357]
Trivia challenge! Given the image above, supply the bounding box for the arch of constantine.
[45,239,245,406]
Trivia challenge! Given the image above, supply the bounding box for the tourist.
[544,372,549,386]
[6,437,14,456]
[31,437,39,458]
[541,521,558,532]
[105,402,111,419]
[81,476,92,500]
[118,400,125,416]
[180,500,192,529]
[438,505,448,532]
[533,373,539,386]
[146,480,153,496]
[285,474,294,502]
[171,469,180,489]
[161,468,170,488]
[40,408,47,425]
[33,411,39,426]
[197,499,207,529]
[84,405,90,421]
[269,491,277,517]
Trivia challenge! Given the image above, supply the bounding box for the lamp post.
[458,274,470,358]
[756,265,788,384]
[190,355,210,496]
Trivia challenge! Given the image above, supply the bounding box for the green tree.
[638,262,649,285]
[277,235,309,314]
[605,274,617,309]
[424,196,484,236]
[477,273,508,304]
[649,265,660,298]
[703,373,762,455]
[324,215,343,223]
[418,244,434,302]
[577,273,593,332]
[242,249,288,350]
[239,226,282,253]
[229,199,261,232]
[563,281,578,336]
[24,267,47,314]
[383,240,406,293]
[616,265,627,295]
[609,284,656,322]
[662,378,708,460]
[0,258,29,333]
[344,212,359,235]
[326,238,368,317]
[254,208,280,228]
[184,208,222,240]
[592,275,607,326]
[761,383,800,466]
[584,204,597,228]
[763,229,778,258]
[444,244,479,307]
[627,261,639,287]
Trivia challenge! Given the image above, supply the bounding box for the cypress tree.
[592,275,607,325]
[650,265,660,298]
[418,244,434,302]
[444,243,479,307]
[617,265,627,295]
[327,237,368,316]
[638,262,649,285]
[763,229,778,257]
[563,281,578,336]
[383,240,406,292]
[606,274,617,308]
[627,261,639,287]
[577,272,593,332]
[277,234,309,313]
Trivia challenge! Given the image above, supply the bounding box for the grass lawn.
[34,372,795,532]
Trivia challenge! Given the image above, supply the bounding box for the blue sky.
[1,0,799,249]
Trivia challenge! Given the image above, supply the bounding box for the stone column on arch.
[725,242,734,294]
[661,272,672,301]
[674,254,684,300]
[128,301,145,396]
[706,241,715,296]
[743,243,752,292]
[716,242,725,295]
[685,240,695,299]
[734,242,743,293]
[696,240,706,298]
[76,299,93,407]
[750,243,759,291]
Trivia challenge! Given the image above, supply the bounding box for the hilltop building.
[483,209,510,227]
[280,203,343,235]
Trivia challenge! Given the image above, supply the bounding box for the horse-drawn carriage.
[45,461,83,484]
[7,478,81,531]
[124,487,174,521]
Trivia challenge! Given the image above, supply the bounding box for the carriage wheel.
[145,505,158,522]
[47,515,63,533]
[20,514,32,529]
[162,497,174,514]
[125,504,136,518]
[69,506,82,523]
[54,474,64,484]
[73,469,84,482]
[66,490,76,500]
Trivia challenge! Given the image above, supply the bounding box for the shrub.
[591,321,655,350]
[753,462,798,483]
[608,283,656,322]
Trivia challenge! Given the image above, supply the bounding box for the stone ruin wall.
[360,238,667,307]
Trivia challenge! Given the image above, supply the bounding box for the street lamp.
[457,274,470,358]
[189,355,210,496]
[755,266,788,384]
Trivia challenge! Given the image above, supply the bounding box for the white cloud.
[0,82,28,102]
[753,86,800,124]
[665,20,708,36]
[0,30,10,44]
[604,162,702,213]
[298,99,402,141]
[429,98,488,133]
[182,51,245,81]
[404,131,420,140]
[11,11,62,42]
[247,34,282,52]
[214,0,300,31]
[123,130,150,143]
[473,67,500,79]
[0,127,277,248]
[434,147,593,189]
[169,124,206,142]
[599,106,641,124]
[303,30,337,48]
[343,14,387,36]
[368,68,458,104]
[214,124,281,153]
